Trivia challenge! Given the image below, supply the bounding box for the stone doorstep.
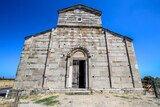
[8,88,145,97]
[46,88,90,93]
[43,88,145,94]
[92,88,145,94]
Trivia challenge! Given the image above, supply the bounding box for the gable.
[104,28,133,42]
[57,5,102,27]
[58,4,102,16]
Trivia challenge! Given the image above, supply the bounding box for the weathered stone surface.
[13,4,142,92]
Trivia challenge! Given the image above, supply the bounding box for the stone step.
[65,91,91,95]
[44,88,91,95]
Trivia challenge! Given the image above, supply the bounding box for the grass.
[105,96,110,98]
[20,96,30,99]
[131,96,142,99]
[20,95,38,100]
[34,96,60,106]
[64,98,68,100]
[65,92,91,95]
[0,80,14,88]
[113,94,141,100]
[0,99,11,107]
[119,96,130,99]
[114,95,130,99]
[155,102,160,106]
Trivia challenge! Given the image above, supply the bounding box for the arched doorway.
[66,48,90,89]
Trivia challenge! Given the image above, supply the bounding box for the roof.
[103,28,133,41]
[58,4,102,16]
[25,29,52,40]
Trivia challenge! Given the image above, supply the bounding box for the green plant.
[105,96,109,98]
[20,96,30,99]
[65,92,91,95]
[141,76,154,85]
[120,96,129,99]
[155,102,160,106]
[131,96,141,99]
[114,95,129,99]
[34,96,59,106]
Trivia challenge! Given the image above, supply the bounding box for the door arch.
[66,47,90,89]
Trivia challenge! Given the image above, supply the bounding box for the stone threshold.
[8,88,145,97]
[44,88,145,94]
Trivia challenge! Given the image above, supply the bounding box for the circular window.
[77,17,82,22]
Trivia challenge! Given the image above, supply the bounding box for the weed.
[64,98,68,100]
[131,96,141,99]
[68,101,72,103]
[105,96,109,98]
[114,95,120,97]
[34,96,59,106]
[114,95,129,99]
[120,96,129,99]
[147,99,152,101]
[0,100,11,107]
[20,96,30,99]
[21,95,39,100]
[155,102,160,106]
[65,92,90,95]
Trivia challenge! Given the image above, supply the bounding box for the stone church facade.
[13,4,142,92]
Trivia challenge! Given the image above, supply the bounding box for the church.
[13,4,143,93]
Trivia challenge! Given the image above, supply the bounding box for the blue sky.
[0,0,160,78]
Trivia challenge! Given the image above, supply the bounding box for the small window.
[77,17,82,22]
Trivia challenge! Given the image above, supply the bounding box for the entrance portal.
[72,60,86,88]
[66,48,90,89]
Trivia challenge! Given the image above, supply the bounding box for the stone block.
[13,5,142,92]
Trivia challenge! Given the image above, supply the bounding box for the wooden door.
[72,60,79,88]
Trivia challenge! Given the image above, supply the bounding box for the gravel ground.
[56,93,160,107]
[1,93,160,107]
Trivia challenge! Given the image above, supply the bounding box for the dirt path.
[57,93,160,107]
[3,93,160,107]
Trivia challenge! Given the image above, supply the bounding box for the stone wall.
[13,31,51,90]
[13,5,142,91]
[13,28,142,90]
[105,31,142,88]
[43,28,110,89]
[58,9,102,27]
[126,41,142,88]
[105,32,133,88]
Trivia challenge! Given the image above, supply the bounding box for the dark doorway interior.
[72,60,86,88]
[79,60,86,88]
